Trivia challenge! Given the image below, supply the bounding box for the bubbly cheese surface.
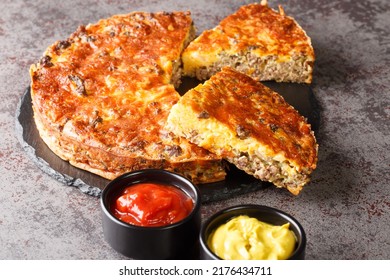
[29,11,226,184]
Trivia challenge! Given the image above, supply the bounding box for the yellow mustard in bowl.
[207,215,296,260]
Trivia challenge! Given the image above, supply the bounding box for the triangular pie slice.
[30,11,226,184]
[167,67,318,195]
[182,0,315,83]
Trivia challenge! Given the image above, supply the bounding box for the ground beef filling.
[192,52,312,83]
[232,152,308,192]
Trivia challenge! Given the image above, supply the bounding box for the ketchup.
[111,183,194,227]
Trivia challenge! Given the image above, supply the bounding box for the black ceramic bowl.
[100,169,201,259]
[200,204,306,260]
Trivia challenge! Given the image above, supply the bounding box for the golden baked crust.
[30,11,226,184]
[167,67,318,194]
[182,1,315,83]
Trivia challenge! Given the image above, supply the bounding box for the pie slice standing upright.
[182,0,315,83]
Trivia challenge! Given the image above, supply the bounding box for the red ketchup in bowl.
[111,183,194,227]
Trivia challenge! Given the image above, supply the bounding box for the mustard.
[208,215,296,260]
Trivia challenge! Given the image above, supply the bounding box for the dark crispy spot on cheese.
[164,145,183,157]
[68,75,86,96]
[56,40,71,51]
[236,124,250,139]
[247,45,259,51]
[108,64,117,71]
[74,25,96,42]
[162,11,174,16]
[148,101,162,115]
[91,116,103,127]
[86,35,96,42]
[198,111,210,119]
[269,123,278,132]
[74,25,87,38]
[39,55,53,67]
[136,140,147,150]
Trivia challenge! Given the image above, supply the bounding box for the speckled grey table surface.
[1,0,389,260]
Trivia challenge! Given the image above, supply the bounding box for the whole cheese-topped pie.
[30,11,226,184]
[182,0,315,83]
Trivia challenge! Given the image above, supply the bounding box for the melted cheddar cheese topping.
[30,11,226,183]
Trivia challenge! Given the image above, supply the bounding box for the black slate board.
[16,79,320,202]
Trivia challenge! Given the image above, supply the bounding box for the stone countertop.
[1,0,389,259]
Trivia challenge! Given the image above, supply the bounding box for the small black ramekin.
[200,204,306,260]
[100,169,201,259]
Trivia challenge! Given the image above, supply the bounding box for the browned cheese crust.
[167,67,318,194]
[30,11,226,184]
[182,1,315,83]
